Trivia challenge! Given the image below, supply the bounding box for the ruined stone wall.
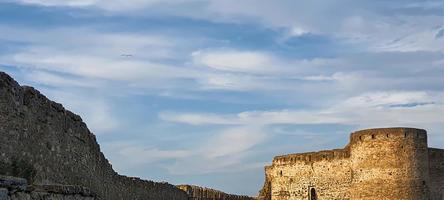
[429,148,444,200]
[266,149,351,200]
[0,72,188,200]
[259,128,442,200]
[349,128,430,200]
[0,175,96,200]
[177,185,255,200]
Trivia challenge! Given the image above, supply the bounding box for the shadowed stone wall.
[429,148,444,200]
[0,72,188,200]
[0,175,96,200]
[258,128,444,200]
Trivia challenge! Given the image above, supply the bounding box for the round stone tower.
[349,128,430,200]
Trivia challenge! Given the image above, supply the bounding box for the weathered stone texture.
[349,128,430,200]
[0,72,188,200]
[177,185,255,200]
[0,175,96,200]
[259,128,444,200]
[265,149,351,200]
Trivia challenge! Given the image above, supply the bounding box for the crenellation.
[349,127,427,145]
[273,148,351,166]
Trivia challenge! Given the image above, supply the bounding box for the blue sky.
[1,0,444,196]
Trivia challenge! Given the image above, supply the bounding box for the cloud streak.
[160,91,444,128]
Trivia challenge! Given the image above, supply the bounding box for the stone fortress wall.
[258,128,444,200]
[0,72,195,199]
[177,185,256,200]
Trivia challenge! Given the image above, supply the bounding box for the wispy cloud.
[192,49,343,75]
[192,50,276,73]
[23,70,103,88]
[11,0,197,10]
[167,126,267,175]
[160,91,444,128]
[0,25,203,89]
[104,126,267,175]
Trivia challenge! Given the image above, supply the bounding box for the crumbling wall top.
[177,185,255,200]
[272,148,350,165]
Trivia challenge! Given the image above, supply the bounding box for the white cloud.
[0,24,355,93]
[10,0,444,54]
[24,70,103,88]
[302,72,358,82]
[192,49,344,75]
[192,50,276,73]
[3,23,442,95]
[17,0,97,7]
[0,26,205,88]
[8,50,193,81]
[3,26,341,92]
[159,112,237,125]
[161,110,346,126]
[202,126,266,158]
[167,126,267,174]
[336,91,432,108]
[13,0,198,10]
[290,27,310,36]
[202,1,444,53]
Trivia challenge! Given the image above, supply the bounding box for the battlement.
[271,128,428,166]
[272,148,350,165]
[349,127,427,145]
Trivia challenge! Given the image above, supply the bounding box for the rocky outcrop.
[177,185,256,200]
[0,71,188,200]
[0,175,96,200]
